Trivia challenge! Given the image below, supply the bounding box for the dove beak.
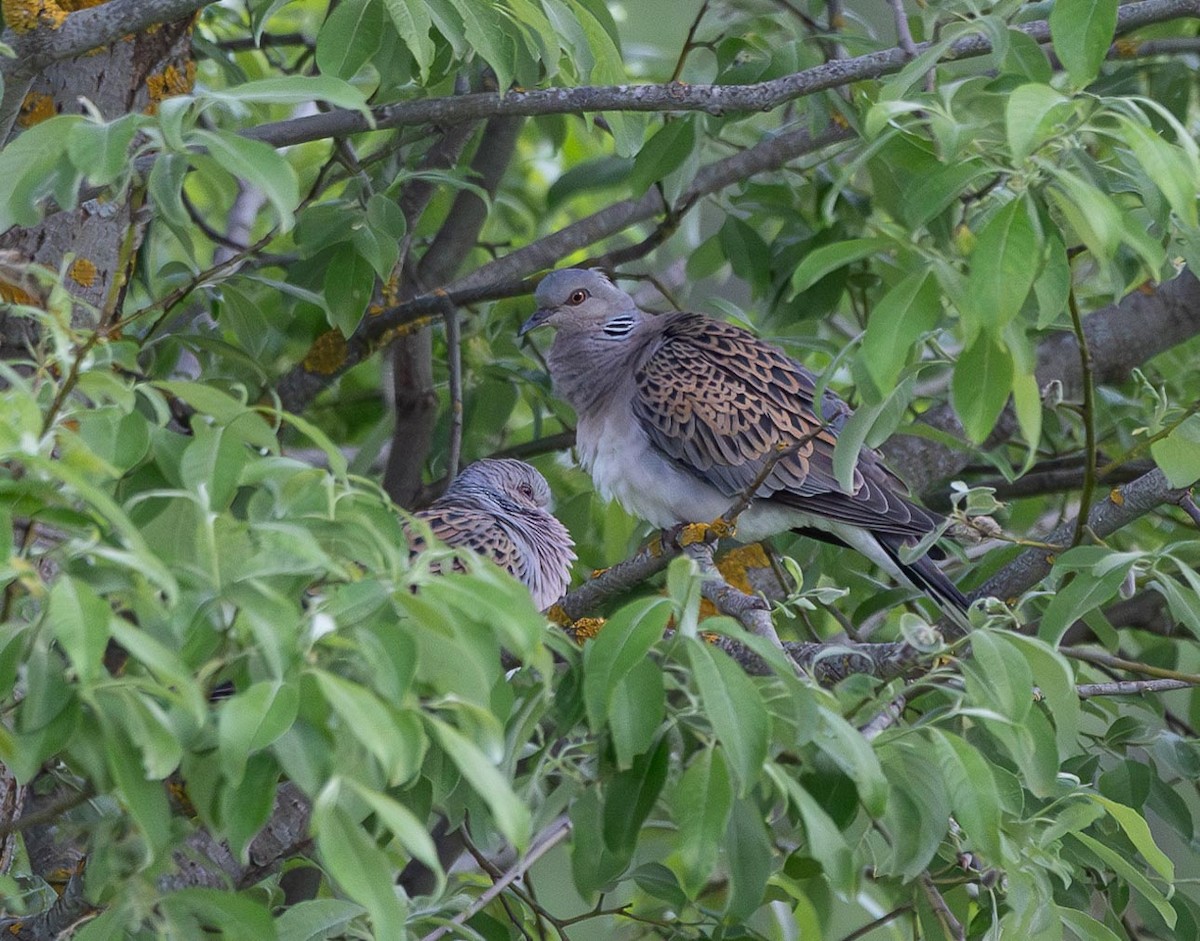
[518,307,553,337]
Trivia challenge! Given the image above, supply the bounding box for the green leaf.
[603,735,669,853]
[180,420,247,510]
[967,196,1042,333]
[160,889,276,938]
[343,778,441,876]
[814,706,887,816]
[312,802,408,934]
[1151,414,1200,487]
[765,764,855,891]
[47,578,110,684]
[931,730,1002,858]
[686,638,769,796]
[1119,117,1200,228]
[67,115,142,187]
[1005,633,1079,759]
[1089,795,1175,881]
[1040,563,1132,645]
[608,657,664,769]
[582,597,671,731]
[1006,84,1072,162]
[1049,0,1117,87]
[1034,233,1071,328]
[1072,832,1176,928]
[1048,172,1122,260]
[448,0,517,93]
[323,243,377,337]
[312,671,424,785]
[0,115,81,230]
[316,0,385,81]
[878,743,952,880]
[425,716,531,849]
[952,333,1013,443]
[1056,908,1124,941]
[275,899,365,941]
[218,680,299,785]
[106,727,172,855]
[191,130,300,230]
[861,269,940,390]
[790,238,892,296]
[628,119,696,197]
[383,0,436,79]
[203,75,370,114]
[723,799,773,922]
[964,630,1032,723]
[671,748,733,897]
[570,788,630,896]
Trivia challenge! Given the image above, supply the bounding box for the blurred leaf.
[275,899,366,941]
[160,889,276,937]
[1151,414,1200,487]
[323,243,376,337]
[47,578,110,685]
[218,680,299,785]
[203,75,370,114]
[766,763,855,890]
[582,597,671,731]
[672,748,733,897]
[67,114,142,187]
[1073,832,1176,928]
[628,119,696,196]
[603,735,669,853]
[1006,84,1072,162]
[861,269,940,390]
[382,0,436,80]
[723,799,773,922]
[952,333,1014,443]
[686,638,769,796]
[312,671,423,785]
[1040,562,1132,645]
[1049,0,1117,87]
[313,801,407,933]
[191,130,300,230]
[790,238,891,297]
[967,196,1042,333]
[608,657,664,768]
[316,0,385,80]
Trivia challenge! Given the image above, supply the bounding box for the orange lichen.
[1113,39,1142,59]
[17,91,55,127]
[1110,488,1125,507]
[569,617,606,641]
[302,329,349,375]
[3,0,67,32]
[545,604,571,627]
[69,257,97,287]
[145,60,196,114]
[0,278,37,306]
[716,543,771,594]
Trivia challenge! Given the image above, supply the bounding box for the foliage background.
[2,0,1200,938]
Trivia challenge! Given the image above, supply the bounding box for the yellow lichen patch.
[145,60,197,114]
[545,604,571,627]
[716,543,771,594]
[570,617,606,641]
[3,0,67,33]
[1113,38,1142,59]
[589,567,609,579]
[367,303,385,317]
[382,275,401,306]
[302,329,349,375]
[699,630,721,645]
[17,91,55,127]
[69,257,97,288]
[707,516,737,539]
[1110,488,1125,507]
[679,522,713,546]
[698,598,718,620]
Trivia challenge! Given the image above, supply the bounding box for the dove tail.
[874,533,971,632]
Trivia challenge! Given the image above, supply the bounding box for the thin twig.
[437,290,464,483]
[1077,678,1199,698]
[420,818,572,941]
[920,873,965,941]
[889,0,919,57]
[838,905,914,941]
[1068,288,1098,547]
[860,696,907,741]
[1065,648,1200,685]
[670,1,711,84]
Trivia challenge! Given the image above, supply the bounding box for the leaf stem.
[1068,287,1098,547]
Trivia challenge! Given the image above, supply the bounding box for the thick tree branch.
[243,0,1200,149]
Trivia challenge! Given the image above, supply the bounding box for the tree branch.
[242,0,1200,150]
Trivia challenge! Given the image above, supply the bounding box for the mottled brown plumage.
[520,268,968,626]
[410,459,575,610]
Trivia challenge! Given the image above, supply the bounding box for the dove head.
[519,268,642,339]
[447,458,554,512]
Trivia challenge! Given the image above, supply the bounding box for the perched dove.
[519,268,969,626]
[410,458,576,610]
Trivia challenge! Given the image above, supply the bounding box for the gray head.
[519,268,643,338]
[445,458,554,513]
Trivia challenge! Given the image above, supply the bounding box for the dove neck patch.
[602,315,637,338]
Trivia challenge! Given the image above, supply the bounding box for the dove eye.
[567,289,589,306]
[518,482,535,499]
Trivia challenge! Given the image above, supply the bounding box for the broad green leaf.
[180,420,247,511]
[323,243,376,337]
[1005,633,1079,758]
[108,619,205,723]
[67,114,142,187]
[204,75,370,114]
[1040,563,1132,645]
[815,706,887,816]
[1049,0,1118,87]
[723,799,773,922]
[860,269,940,390]
[106,726,172,856]
[153,382,277,449]
[1073,832,1176,928]
[582,597,671,730]
[425,716,531,849]
[160,889,276,938]
[766,764,855,891]
[383,0,436,79]
[628,119,696,197]
[1151,414,1200,487]
[218,680,299,785]
[1006,84,1072,162]
[1012,369,1043,453]
[1034,233,1071,328]
[275,900,366,941]
[448,0,517,93]
[952,334,1014,443]
[47,578,110,684]
[931,730,1002,858]
[1057,908,1124,941]
[672,748,733,897]
[687,638,769,796]
[900,159,992,228]
[967,196,1042,333]
[344,778,441,875]
[191,130,300,230]
[608,657,664,769]
[964,630,1032,723]
[570,788,630,896]
[1119,117,1200,228]
[1089,795,1175,881]
[0,115,81,230]
[1048,172,1122,260]
[790,238,892,296]
[602,735,669,852]
[316,0,385,81]
[312,671,423,785]
[312,802,407,933]
[878,743,952,880]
